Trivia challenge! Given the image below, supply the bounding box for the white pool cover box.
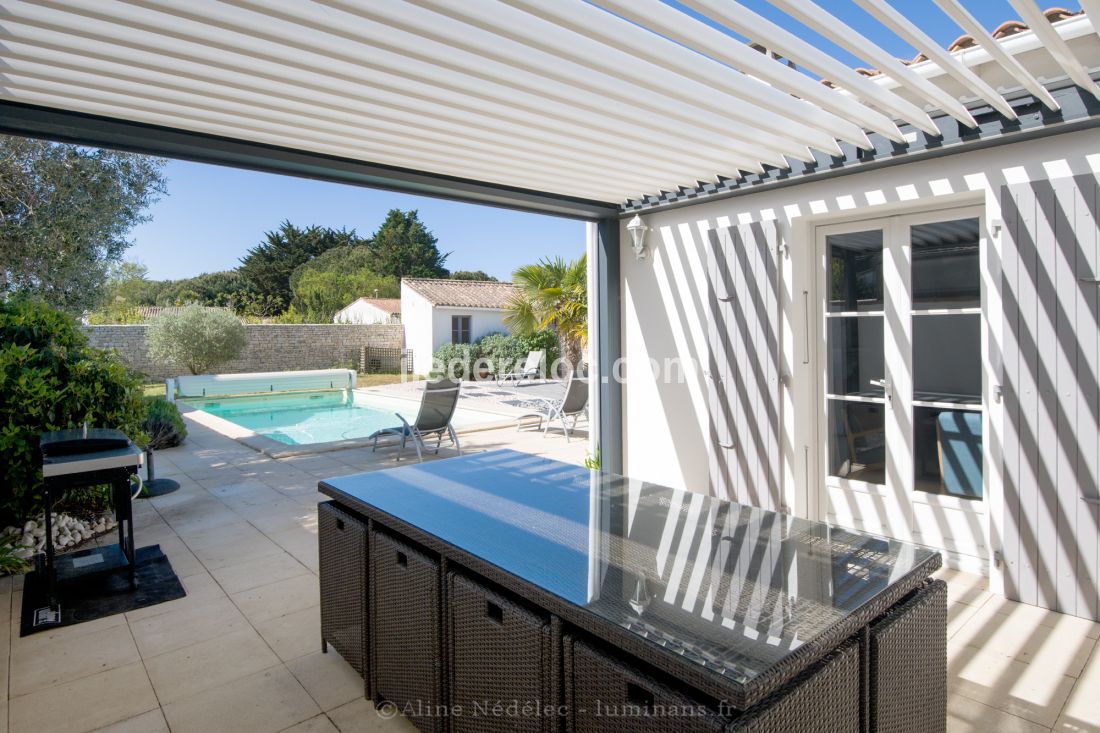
[169,369,356,401]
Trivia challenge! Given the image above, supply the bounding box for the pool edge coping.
[176,394,528,459]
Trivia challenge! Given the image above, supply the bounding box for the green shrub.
[430,330,561,380]
[516,330,561,370]
[147,305,246,374]
[0,299,146,523]
[142,397,187,450]
[476,332,527,373]
[0,538,29,576]
[431,343,476,380]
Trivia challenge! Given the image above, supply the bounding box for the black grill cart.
[36,428,143,626]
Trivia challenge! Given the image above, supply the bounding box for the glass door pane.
[826,230,886,485]
[908,217,983,499]
[911,219,980,309]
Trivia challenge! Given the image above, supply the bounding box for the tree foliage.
[0,136,166,313]
[146,305,247,375]
[504,255,588,371]
[450,270,496,281]
[0,299,146,523]
[290,246,398,322]
[157,271,245,307]
[238,221,365,311]
[368,209,449,280]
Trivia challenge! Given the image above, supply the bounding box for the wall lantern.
[626,214,649,260]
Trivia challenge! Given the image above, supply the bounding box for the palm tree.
[503,255,587,373]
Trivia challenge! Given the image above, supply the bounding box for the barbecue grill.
[36,426,142,627]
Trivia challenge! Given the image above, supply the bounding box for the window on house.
[451,315,471,344]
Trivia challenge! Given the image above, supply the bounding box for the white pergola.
[1,0,1097,206]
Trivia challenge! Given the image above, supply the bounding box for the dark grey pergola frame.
[7,82,1099,478]
[0,100,626,472]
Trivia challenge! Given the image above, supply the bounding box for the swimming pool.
[181,390,505,446]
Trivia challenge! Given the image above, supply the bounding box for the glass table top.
[321,449,939,687]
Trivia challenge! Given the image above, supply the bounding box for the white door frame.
[809,204,992,571]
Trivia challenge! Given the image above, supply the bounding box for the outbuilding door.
[704,221,781,512]
[1001,177,1100,621]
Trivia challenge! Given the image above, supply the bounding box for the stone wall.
[84,324,405,381]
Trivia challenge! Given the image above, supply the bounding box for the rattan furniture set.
[319,449,946,733]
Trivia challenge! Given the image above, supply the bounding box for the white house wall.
[619,126,1100,602]
[429,307,510,354]
[402,287,436,375]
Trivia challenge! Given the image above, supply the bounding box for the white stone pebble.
[3,510,117,559]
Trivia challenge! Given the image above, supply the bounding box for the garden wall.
[84,323,405,380]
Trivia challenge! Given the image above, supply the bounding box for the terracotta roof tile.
[402,278,518,309]
[135,305,231,321]
[353,297,402,314]
[821,7,1084,86]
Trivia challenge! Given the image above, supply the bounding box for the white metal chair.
[496,350,544,387]
[516,374,589,441]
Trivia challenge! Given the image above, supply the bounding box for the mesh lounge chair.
[496,350,544,387]
[517,374,589,441]
[370,379,462,462]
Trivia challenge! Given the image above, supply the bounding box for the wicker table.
[319,450,945,733]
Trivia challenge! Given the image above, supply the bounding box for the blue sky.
[127,162,588,281]
[126,0,1071,280]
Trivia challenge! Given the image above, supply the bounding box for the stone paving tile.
[281,716,341,733]
[950,601,1098,677]
[14,412,1098,732]
[1054,642,1100,732]
[286,650,365,713]
[161,666,319,733]
[328,698,421,732]
[948,694,1050,733]
[9,623,139,697]
[231,573,320,624]
[90,709,170,733]
[9,662,158,733]
[254,605,323,663]
[144,627,281,704]
[210,550,312,594]
[129,595,250,659]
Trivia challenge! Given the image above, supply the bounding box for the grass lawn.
[356,373,418,388]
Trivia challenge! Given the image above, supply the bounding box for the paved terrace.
[0,416,1097,733]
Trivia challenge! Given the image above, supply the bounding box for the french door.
[817,207,989,560]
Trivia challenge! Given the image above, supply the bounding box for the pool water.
[182,390,496,446]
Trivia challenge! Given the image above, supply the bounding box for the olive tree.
[147,305,247,375]
[0,135,166,313]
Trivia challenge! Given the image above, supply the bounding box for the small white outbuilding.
[332,298,402,325]
[400,278,518,375]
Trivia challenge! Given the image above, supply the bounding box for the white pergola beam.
[767,0,977,128]
[853,0,1017,120]
[0,0,1091,203]
[0,81,644,201]
[1006,0,1100,101]
[470,0,870,151]
[0,35,725,188]
[7,1,775,178]
[680,0,941,135]
[591,0,904,143]
[1082,0,1100,42]
[932,0,1060,111]
[234,0,818,161]
[0,65,681,197]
